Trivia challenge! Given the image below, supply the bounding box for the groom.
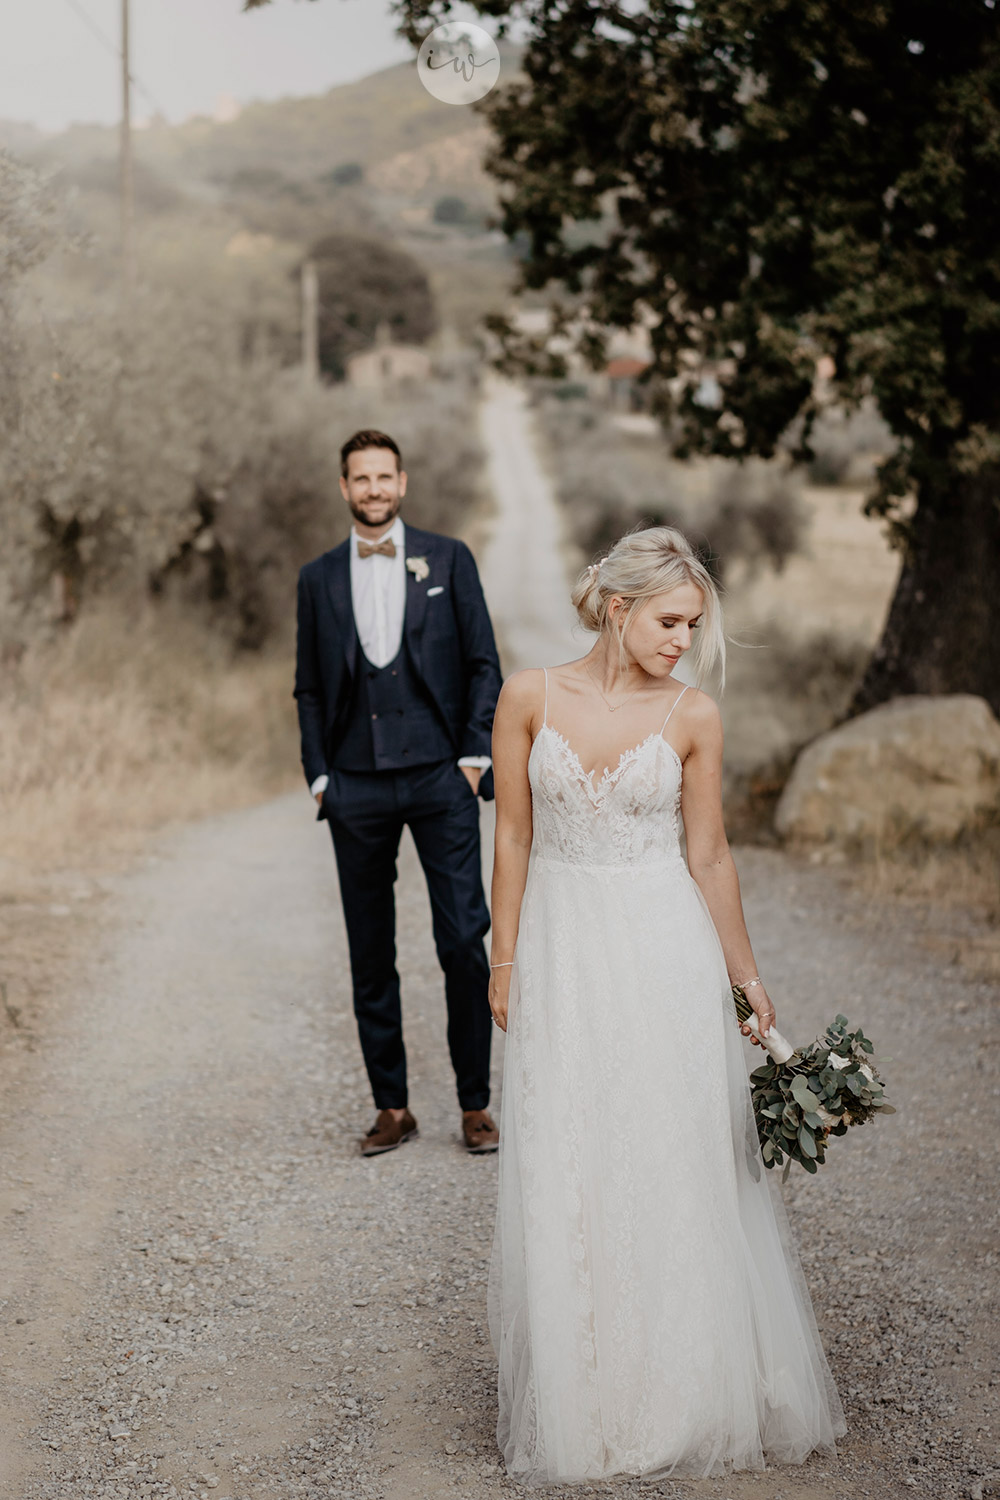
[294,429,503,1157]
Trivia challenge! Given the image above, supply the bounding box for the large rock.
[775,695,1000,848]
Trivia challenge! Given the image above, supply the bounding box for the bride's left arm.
[679,693,775,1043]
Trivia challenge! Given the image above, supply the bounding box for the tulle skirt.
[487,851,848,1483]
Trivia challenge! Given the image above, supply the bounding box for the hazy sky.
[3,0,490,133]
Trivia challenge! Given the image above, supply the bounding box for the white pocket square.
[427,585,444,596]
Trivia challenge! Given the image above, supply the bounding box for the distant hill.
[0,120,44,155]
[370,126,494,201]
[18,47,520,197]
[146,60,478,184]
[8,52,521,342]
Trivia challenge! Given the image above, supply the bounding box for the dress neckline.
[533,722,683,803]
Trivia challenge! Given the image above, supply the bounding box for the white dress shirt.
[351,513,407,669]
[309,518,490,797]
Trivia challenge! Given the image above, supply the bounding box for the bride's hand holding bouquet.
[736,977,775,1047]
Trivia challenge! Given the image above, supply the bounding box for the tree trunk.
[850,472,1000,719]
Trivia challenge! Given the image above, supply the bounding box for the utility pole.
[120,0,136,298]
[301,259,319,379]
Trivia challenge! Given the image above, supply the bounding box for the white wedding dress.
[488,671,847,1484]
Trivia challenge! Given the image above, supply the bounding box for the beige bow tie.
[357,536,396,559]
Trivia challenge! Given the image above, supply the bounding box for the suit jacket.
[294,524,503,810]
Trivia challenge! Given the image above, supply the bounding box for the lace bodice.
[527,672,688,869]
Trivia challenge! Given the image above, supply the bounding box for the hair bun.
[571,560,605,633]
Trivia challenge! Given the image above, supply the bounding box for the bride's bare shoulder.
[678,684,723,743]
[498,668,547,720]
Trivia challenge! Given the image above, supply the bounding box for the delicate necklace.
[585,661,647,713]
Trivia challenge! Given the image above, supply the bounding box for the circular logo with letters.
[417,22,501,106]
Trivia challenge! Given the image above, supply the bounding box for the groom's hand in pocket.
[459,764,482,796]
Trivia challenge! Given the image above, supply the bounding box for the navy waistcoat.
[330,631,455,772]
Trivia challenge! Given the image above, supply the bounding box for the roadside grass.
[0,604,299,874]
[863,830,1000,932]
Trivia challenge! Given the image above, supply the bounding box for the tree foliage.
[307,232,438,379]
[391,0,1000,713]
[0,150,66,288]
[434,194,471,225]
[0,156,331,648]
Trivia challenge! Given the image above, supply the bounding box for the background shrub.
[783,399,896,486]
[532,389,808,579]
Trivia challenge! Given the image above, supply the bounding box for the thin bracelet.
[490,961,514,969]
[734,976,762,989]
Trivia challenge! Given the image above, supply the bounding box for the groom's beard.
[347,494,401,529]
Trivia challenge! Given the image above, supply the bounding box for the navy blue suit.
[294,525,503,1112]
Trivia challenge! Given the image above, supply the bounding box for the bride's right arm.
[488,671,538,1031]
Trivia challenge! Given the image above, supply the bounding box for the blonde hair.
[570,525,726,689]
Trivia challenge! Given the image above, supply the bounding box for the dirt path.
[477,374,584,669]
[1,378,997,1500]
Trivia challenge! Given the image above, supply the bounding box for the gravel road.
[0,378,996,1500]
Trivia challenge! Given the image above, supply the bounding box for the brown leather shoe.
[361,1108,418,1157]
[462,1109,499,1153]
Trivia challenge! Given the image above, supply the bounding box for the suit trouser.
[323,758,492,1111]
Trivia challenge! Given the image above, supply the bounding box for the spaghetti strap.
[541,666,549,727]
[660,682,689,735]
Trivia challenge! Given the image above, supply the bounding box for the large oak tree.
[251,0,1000,715]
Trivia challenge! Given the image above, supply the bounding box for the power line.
[58,0,168,118]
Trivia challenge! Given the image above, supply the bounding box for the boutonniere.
[406,556,430,583]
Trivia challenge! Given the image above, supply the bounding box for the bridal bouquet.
[732,985,894,1180]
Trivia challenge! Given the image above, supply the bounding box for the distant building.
[346,343,433,388]
[501,306,658,404]
[225,231,276,258]
[605,356,652,411]
[213,93,242,124]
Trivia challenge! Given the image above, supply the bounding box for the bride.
[485,526,847,1483]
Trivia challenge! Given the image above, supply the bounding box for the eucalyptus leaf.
[790,1075,815,1109]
